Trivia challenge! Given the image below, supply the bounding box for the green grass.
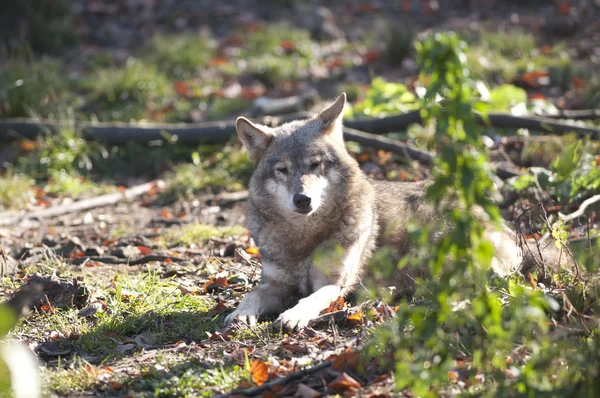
[0,173,34,210]
[82,58,175,121]
[0,56,74,118]
[242,24,316,85]
[466,30,573,85]
[127,359,251,397]
[42,358,102,396]
[162,144,252,200]
[139,34,217,79]
[12,272,217,360]
[159,223,246,247]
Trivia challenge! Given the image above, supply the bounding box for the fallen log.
[0,180,165,226]
[2,110,598,144]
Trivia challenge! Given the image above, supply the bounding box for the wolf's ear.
[318,93,346,145]
[236,117,273,163]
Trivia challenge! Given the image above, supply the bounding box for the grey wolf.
[224,93,552,330]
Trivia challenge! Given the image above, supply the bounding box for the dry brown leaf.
[328,372,360,391]
[332,349,360,372]
[210,302,230,313]
[250,360,269,386]
[296,383,320,398]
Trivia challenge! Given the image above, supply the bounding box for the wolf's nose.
[293,194,311,210]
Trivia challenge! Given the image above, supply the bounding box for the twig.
[214,360,333,398]
[0,180,165,226]
[559,194,600,223]
[69,255,189,266]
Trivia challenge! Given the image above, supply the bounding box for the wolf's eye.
[276,167,288,174]
[310,161,321,170]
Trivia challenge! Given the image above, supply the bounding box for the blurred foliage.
[368,32,599,396]
[1,0,77,54]
[140,34,217,79]
[162,144,252,200]
[511,141,600,203]
[466,30,573,85]
[242,24,315,85]
[0,56,75,118]
[82,58,175,121]
[345,78,418,118]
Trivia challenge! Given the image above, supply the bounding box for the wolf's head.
[236,93,355,219]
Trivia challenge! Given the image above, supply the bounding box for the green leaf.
[488,84,527,111]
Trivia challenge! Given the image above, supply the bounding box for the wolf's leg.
[224,262,293,326]
[275,284,341,330]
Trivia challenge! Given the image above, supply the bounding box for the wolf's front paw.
[275,305,316,331]
[224,309,258,327]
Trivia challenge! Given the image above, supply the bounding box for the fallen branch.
[537,109,600,121]
[343,127,434,165]
[347,110,600,138]
[0,180,164,226]
[69,254,189,266]
[559,194,600,223]
[215,360,333,398]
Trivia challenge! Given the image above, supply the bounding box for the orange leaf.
[347,310,363,324]
[447,371,459,382]
[19,140,37,151]
[320,296,346,315]
[327,372,360,391]
[250,360,269,386]
[280,40,295,51]
[174,80,190,97]
[136,246,152,255]
[209,57,228,66]
[161,209,172,218]
[572,77,584,89]
[245,247,260,255]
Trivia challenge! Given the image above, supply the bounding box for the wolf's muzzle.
[293,193,312,213]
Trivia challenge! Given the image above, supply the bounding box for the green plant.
[345,77,418,118]
[0,57,73,118]
[82,58,174,121]
[511,140,600,203]
[139,34,217,79]
[367,32,596,397]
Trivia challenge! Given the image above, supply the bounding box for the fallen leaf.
[161,209,172,218]
[215,270,229,287]
[174,80,190,97]
[296,383,319,398]
[328,372,360,391]
[136,245,152,255]
[347,310,363,324]
[245,247,260,255]
[320,296,346,315]
[250,360,269,386]
[332,350,360,372]
[211,301,230,313]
